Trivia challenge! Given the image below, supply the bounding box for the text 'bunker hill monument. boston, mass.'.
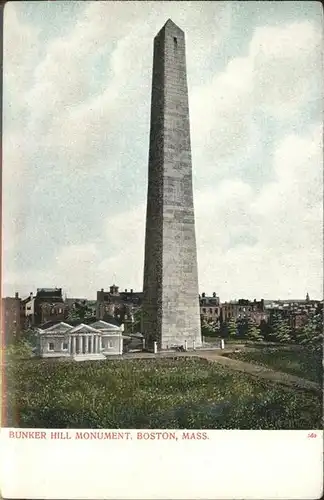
[142,20,202,350]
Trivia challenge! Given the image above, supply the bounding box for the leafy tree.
[297,312,323,353]
[201,319,219,337]
[245,317,263,341]
[131,308,151,333]
[20,327,38,348]
[6,339,33,360]
[67,301,94,323]
[270,314,292,343]
[132,309,141,332]
[237,317,248,337]
[227,318,238,338]
[259,319,272,341]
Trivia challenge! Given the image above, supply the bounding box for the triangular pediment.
[69,323,99,334]
[40,322,73,333]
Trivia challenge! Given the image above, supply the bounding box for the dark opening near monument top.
[142,20,202,349]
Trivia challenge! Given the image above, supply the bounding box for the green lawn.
[5,357,322,430]
[225,347,322,384]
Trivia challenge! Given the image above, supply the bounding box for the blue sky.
[3,1,323,300]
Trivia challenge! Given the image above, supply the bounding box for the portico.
[68,324,105,360]
[69,334,101,354]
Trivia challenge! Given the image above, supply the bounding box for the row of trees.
[201,312,323,352]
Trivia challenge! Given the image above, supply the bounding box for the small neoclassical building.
[38,320,123,360]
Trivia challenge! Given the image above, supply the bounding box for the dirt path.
[195,351,321,392]
[121,349,321,393]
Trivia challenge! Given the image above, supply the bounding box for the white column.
[98,336,101,352]
[91,335,94,354]
[184,340,188,351]
[193,339,196,351]
[68,336,72,354]
[220,339,225,350]
[72,336,76,354]
[153,341,157,354]
[94,336,97,353]
[85,335,89,354]
[119,334,123,355]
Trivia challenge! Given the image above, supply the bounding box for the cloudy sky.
[3,1,323,301]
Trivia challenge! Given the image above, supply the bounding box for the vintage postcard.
[0,1,323,498]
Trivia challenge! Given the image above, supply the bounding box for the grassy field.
[225,347,322,384]
[4,357,322,430]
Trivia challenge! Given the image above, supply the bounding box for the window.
[209,308,213,314]
[62,342,68,350]
[108,340,113,349]
[58,308,63,314]
[27,306,31,311]
[202,308,206,313]
[173,36,177,45]
[48,342,54,351]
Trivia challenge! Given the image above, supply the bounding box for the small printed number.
[307,433,317,438]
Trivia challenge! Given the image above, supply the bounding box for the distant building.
[266,298,322,330]
[199,292,221,323]
[64,297,87,309]
[38,320,123,360]
[22,288,66,327]
[96,285,143,332]
[1,293,21,344]
[23,293,35,327]
[220,299,266,325]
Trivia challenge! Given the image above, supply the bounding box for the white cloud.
[251,22,322,117]
[196,125,323,299]
[3,5,40,110]
[191,20,322,168]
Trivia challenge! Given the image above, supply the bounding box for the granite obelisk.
[142,19,202,350]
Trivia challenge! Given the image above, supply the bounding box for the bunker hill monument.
[142,20,202,349]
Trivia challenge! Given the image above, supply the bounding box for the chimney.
[30,292,33,298]
[15,292,19,299]
[202,292,205,298]
[125,289,127,292]
[213,292,216,298]
[101,288,104,292]
[130,289,133,294]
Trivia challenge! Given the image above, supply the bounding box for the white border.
[0,428,323,499]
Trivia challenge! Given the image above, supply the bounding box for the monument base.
[161,336,202,350]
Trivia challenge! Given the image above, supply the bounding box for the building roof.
[102,314,122,326]
[65,298,87,305]
[90,320,121,331]
[36,288,63,301]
